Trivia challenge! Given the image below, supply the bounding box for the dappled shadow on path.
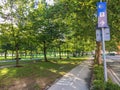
[48,60,93,90]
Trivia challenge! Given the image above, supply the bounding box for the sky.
[35,0,54,5]
[46,0,54,5]
[0,0,54,23]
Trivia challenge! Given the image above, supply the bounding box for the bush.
[92,80,105,90]
[94,65,104,80]
[105,82,120,90]
[92,64,120,90]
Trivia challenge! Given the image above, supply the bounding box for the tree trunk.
[4,50,7,60]
[66,44,69,58]
[36,50,38,58]
[30,50,33,59]
[25,49,27,58]
[54,49,56,57]
[15,43,19,67]
[81,51,84,56]
[43,41,48,62]
[96,42,102,65]
[59,45,62,59]
[12,50,14,60]
[67,51,69,59]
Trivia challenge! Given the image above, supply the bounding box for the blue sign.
[97,2,108,28]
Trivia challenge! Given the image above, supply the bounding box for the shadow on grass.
[0,58,88,90]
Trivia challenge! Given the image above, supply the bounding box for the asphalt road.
[106,55,120,85]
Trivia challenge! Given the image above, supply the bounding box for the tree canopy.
[0,0,120,65]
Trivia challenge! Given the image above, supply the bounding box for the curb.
[107,67,120,86]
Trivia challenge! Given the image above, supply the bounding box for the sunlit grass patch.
[0,68,9,76]
[0,57,88,89]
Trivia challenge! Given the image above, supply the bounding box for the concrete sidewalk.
[48,60,93,90]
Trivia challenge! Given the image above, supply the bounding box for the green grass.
[0,55,89,66]
[0,54,90,60]
[0,57,88,90]
[0,59,41,66]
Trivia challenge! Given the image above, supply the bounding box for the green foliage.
[0,0,120,64]
[94,65,104,80]
[0,0,98,61]
[92,64,120,90]
[105,82,120,90]
[93,80,105,90]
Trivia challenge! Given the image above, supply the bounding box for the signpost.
[97,1,109,82]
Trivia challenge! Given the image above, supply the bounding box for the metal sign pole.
[97,0,108,82]
[101,28,107,82]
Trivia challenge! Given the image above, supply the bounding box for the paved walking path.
[48,59,93,90]
[0,65,14,69]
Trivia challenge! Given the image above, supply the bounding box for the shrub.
[105,82,120,90]
[92,80,105,90]
[92,64,120,90]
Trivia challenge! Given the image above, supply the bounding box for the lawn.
[0,57,89,90]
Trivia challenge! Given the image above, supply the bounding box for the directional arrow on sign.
[100,20,105,26]
[98,4,104,9]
